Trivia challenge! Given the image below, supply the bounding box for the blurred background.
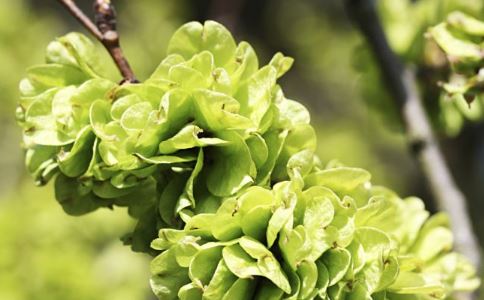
[0,0,483,299]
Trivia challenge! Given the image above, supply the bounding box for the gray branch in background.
[344,0,481,274]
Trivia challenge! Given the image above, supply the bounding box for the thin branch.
[57,0,138,83]
[57,0,102,39]
[345,0,481,273]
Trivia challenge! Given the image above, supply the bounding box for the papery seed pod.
[17,19,480,299]
[150,150,479,300]
[17,21,316,252]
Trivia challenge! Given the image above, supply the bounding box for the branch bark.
[345,0,481,272]
[57,0,137,83]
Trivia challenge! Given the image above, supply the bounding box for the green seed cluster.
[429,12,484,135]
[16,21,314,252]
[16,21,479,299]
[150,151,479,299]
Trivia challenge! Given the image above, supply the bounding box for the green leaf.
[226,41,259,86]
[355,196,400,231]
[159,173,189,225]
[258,254,291,294]
[282,264,301,300]
[206,131,255,197]
[25,145,58,182]
[222,278,256,300]
[150,54,186,80]
[157,87,193,128]
[272,123,317,181]
[177,149,204,212]
[134,152,197,165]
[23,93,75,146]
[51,86,77,132]
[189,246,222,285]
[120,101,153,131]
[167,21,237,67]
[173,235,201,267]
[169,64,209,90]
[305,167,371,192]
[279,225,312,270]
[204,260,238,299]
[67,79,116,127]
[447,11,484,36]
[275,98,310,129]
[266,182,297,247]
[388,272,445,296]
[241,206,272,243]
[297,260,318,299]
[111,94,142,120]
[239,236,272,259]
[287,149,314,183]
[256,129,288,185]
[321,248,351,286]
[328,282,346,300]
[192,89,254,132]
[246,133,268,169]
[269,52,294,78]
[58,126,95,177]
[235,66,277,127]
[26,64,89,90]
[315,261,330,296]
[212,67,232,94]
[150,248,190,300]
[116,82,169,108]
[238,187,274,242]
[151,229,187,251]
[238,186,274,215]
[158,124,228,154]
[426,253,480,292]
[89,99,114,139]
[302,187,336,261]
[212,198,243,241]
[354,227,393,262]
[377,255,400,291]
[178,283,203,300]
[429,23,483,62]
[254,280,285,300]
[54,174,103,216]
[223,244,262,278]
[55,32,105,77]
[410,226,453,261]
[129,208,159,254]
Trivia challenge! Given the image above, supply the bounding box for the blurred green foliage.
[0,183,151,300]
[0,0,58,113]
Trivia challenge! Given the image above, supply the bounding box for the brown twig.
[344,0,481,278]
[57,0,138,83]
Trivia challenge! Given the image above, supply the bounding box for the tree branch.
[345,0,481,273]
[57,0,138,83]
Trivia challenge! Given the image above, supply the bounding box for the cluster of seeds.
[17,21,479,299]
